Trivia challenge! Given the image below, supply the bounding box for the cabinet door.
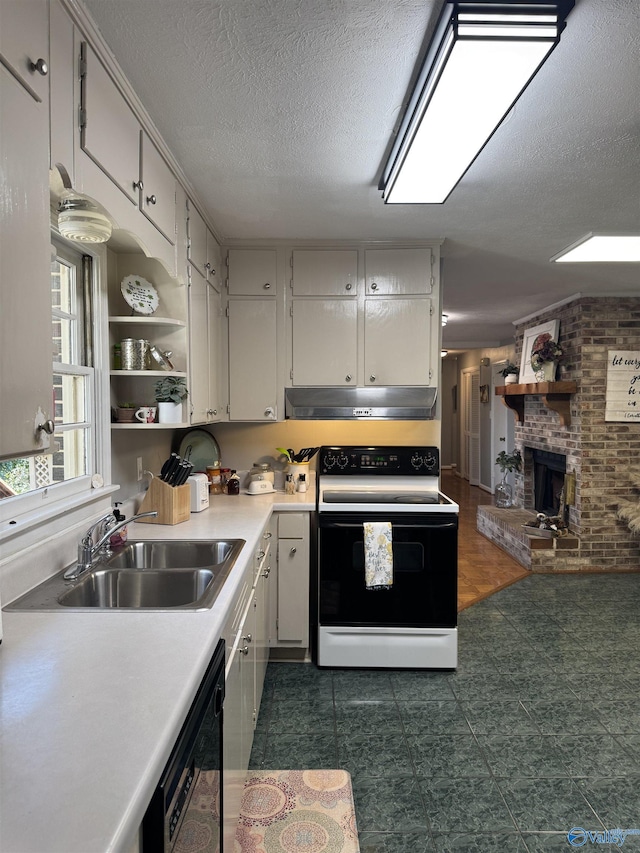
[365,248,433,295]
[0,0,49,103]
[188,268,209,424]
[291,299,357,386]
[292,249,357,296]
[227,300,278,420]
[0,67,53,459]
[228,249,277,296]
[140,131,176,244]
[187,200,207,277]
[364,298,433,386]
[207,282,222,421]
[49,0,75,181]
[223,640,245,852]
[206,229,220,282]
[277,523,310,644]
[81,43,139,205]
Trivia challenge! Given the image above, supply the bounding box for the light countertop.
[0,489,315,853]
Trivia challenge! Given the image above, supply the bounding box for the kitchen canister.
[120,338,149,370]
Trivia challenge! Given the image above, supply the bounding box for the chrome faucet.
[64,510,158,580]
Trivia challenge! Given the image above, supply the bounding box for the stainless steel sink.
[4,539,245,611]
[102,540,236,570]
[58,568,217,608]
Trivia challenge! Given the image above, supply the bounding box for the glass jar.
[494,475,513,508]
[250,462,274,484]
[206,463,222,494]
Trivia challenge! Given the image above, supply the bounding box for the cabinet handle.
[264,406,275,418]
[205,263,216,274]
[30,58,48,76]
[263,283,271,289]
[345,283,352,291]
[212,409,217,416]
[262,568,271,578]
[370,282,378,291]
[370,374,376,383]
[257,550,266,560]
[133,180,143,190]
[239,645,249,656]
[289,546,297,556]
[263,531,272,539]
[243,634,252,643]
[36,419,55,435]
[345,374,352,383]
[146,194,157,205]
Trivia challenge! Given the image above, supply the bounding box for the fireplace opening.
[531,449,567,516]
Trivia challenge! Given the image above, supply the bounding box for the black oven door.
[318,512,457,628]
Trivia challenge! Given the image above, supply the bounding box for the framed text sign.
[605,350,640,421]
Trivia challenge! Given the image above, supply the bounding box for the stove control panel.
[319,446,439,476]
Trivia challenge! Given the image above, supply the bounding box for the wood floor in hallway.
[441,470,529,611]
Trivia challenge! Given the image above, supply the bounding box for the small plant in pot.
[154,377,188,424]
[497,362,520,384]
[494,449,522,508]
[116,402,136,423]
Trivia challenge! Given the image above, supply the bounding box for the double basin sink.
[6,539,245,611]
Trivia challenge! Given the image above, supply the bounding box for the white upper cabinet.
[140,131,176,243]
[365,248,433,295]
[227,300,278,421]
[81,42,139,205]
[187,200,207,277]
[0,65,52,459]
[292,249,358,296]
[81,44,176,244]
[0,0,49,103]
[227,249,277,296]
[291,299,357,386]
[364,297,433,385]
[49,0,75,182]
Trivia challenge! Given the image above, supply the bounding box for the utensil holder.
[287,461,310,486]
[137,477,190,525]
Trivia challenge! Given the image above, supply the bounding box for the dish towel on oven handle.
[363,521,393,590]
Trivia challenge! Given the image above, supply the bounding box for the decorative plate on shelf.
[120,275,159,315]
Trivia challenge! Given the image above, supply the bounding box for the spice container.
[285,473,296,495]
[297,473,307,493]
[206,463,222,494]
[220,468,231,493]
[227,471,240,495]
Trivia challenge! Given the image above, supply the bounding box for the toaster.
[188,473,210,512]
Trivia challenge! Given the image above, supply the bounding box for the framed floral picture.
[519,319,560,383]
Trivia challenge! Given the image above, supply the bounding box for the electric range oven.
[316,446,458,669]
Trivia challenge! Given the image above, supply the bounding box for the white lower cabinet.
[271,513,310,651]
[222,519,273,849]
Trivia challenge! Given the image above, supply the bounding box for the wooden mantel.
[495,381,577,427]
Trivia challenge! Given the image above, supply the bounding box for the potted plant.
[154,377,188,424]
[530,335,563,382]
[494,449,522,508]
[116,402,136,423]
[497,362,520,384]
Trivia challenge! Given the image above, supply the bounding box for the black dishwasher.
[143,639,225,852]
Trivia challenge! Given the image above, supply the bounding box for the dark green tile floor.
[249,573,640,852]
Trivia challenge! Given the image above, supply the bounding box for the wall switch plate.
[137,457,143,481]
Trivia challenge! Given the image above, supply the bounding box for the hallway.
[441,470,529,611]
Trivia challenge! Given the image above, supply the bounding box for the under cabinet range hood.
[285,387,437,420]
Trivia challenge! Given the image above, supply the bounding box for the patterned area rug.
[234,769,360,853]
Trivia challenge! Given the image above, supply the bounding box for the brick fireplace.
[478,295,640,572]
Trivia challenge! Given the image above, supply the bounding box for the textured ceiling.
[83,0,640,347]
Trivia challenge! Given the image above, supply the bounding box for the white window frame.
[0,238,113,545]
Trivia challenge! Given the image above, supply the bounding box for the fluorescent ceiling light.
[551,234,640,262]
[380,1,574,204]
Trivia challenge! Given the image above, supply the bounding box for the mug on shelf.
[135,406,157,424]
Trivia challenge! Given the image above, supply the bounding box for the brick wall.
[512,296,640,570]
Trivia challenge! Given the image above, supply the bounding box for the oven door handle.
[319,519,457,531]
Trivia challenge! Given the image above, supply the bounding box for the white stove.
[315,446,459,670]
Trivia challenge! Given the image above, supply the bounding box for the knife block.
[137,477,190,525]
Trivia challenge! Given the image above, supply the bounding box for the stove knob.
[410,454,423,469]
[424,452,437,471]
[323,452,337,469]
[337,453,349,469]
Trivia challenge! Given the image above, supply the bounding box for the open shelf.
[496,381,577,427]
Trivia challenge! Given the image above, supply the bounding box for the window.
[0,242,95,501]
